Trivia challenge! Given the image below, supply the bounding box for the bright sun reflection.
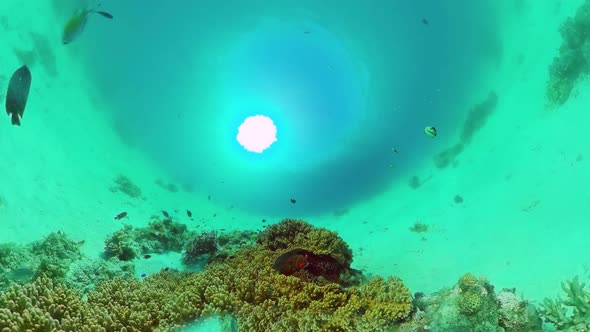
[236,115,277,153]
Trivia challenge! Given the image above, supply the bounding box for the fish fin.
[94,11,114,19]
[11,113,21,126]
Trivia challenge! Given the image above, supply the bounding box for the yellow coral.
[0,219,414,331]
[458,273,478,291]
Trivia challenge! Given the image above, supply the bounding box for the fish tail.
[11,113,21,126]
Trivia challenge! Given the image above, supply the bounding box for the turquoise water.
[1,0,589,331]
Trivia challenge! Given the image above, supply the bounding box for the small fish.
[424,126,437,138]
[186,210,192,217]
[6,268,34,282]
[162,210,170,218]
[5,65,32,126]
[392,148,398,154]
[208,195,211,200]
[114,212,127,220]
[262,219,266,223]
[62,5,113,45]
[163,267,169,271]
[140,273,146,278]
[421,18,429,25]
[290,198,296,204]
[143,254,152,259]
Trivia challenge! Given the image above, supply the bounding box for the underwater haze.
[82,0,499,216]
[1,0,590,331]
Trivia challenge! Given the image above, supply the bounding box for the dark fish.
[143,254,151,259]
[208,195,211,200]
[421,18,429,25]
[5,65,32,126]
[140,273,146,278]
[62,6,114,44]
[163,267,169,271]
[290,198,296,204]
[114,212,127,220]
[262,219,266,223]
[424,126,437,138]
[162,210,170,218]
[186,210,192,217]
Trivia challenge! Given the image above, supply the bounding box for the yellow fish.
[62,6,113,45]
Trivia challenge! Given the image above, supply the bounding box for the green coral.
[540,276,590,331]
[546,0,590,107]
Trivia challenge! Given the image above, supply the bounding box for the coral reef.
[182,231,218,265]
[402,273,543,332]
[257,218,353,267]
[103,225,141,261]
[104,217,193,261]
[540,276,590,330]
[135,217,192,253]
[546,0,590,107]
[110,174,143,199]
[181,229,258,266]
[0,219,415,331]
[0,219,553,331]
[0,232,82,290]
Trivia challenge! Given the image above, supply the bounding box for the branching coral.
[0,232,83,291]
[540,276,590,330]
[0,219,414,331]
